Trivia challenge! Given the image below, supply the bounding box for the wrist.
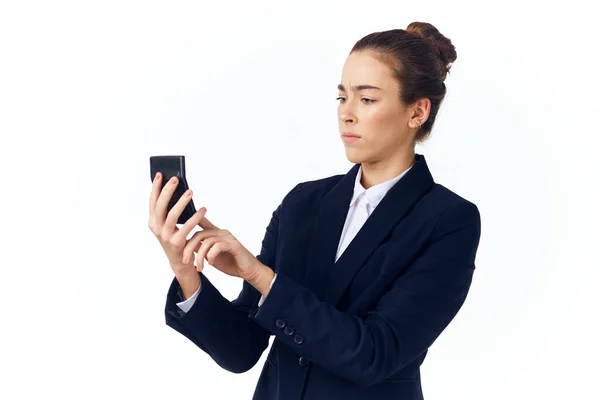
[175,270,201,300]
[246,263,275,298]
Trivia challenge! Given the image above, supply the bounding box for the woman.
[149,21,481,400]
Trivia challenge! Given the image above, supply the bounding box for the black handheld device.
[149,155,196,225]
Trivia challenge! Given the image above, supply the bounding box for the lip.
[342,135,360,144]
[342,132,361,138]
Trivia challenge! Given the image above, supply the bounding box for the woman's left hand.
[182,212,262,281]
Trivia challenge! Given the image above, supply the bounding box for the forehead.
[340,51,395,89]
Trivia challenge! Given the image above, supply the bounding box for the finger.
[165,188,194,230]
[182,227,223,263]
[198,214,218,230]
[206,241,233,266]
[196,236,220,271]
[182,229,207,264]
[155,176,179,225]
[149,172,162,219]
[178,206,208,239]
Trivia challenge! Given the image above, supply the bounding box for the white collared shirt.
[176,163,413,312]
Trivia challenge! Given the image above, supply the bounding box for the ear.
[409,98,430,128]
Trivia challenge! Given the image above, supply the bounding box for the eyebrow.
[337,84,382,92]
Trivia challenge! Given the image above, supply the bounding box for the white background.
[1,0,598,399]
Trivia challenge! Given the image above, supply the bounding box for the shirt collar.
[349,164,413,209]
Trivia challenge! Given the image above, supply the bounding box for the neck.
[360,150,416,189]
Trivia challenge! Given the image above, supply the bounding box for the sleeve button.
[293,335,304,345]
[284,325,294,335]
[275,319,286,328]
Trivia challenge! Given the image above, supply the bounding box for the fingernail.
[182,256,188,264]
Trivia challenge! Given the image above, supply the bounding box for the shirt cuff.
[175,279,203,313]
[257,273,278,307]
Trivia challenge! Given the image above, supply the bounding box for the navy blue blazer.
[164,153,482,400]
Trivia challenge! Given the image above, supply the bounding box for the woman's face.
[337,51,421,164]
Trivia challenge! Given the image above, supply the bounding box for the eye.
[336,97,375,104]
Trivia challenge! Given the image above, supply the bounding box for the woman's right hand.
[148,172,208,278]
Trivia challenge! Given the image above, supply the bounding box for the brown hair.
[350,22,457,143]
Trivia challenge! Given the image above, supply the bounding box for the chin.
[343,148,368,164]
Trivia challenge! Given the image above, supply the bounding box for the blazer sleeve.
[163,199,285,374]
[248,201,482,386]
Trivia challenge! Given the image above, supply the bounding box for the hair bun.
[406,22,457,80]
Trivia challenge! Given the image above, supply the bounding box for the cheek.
[365,110,407,146]
[365,108,397,133]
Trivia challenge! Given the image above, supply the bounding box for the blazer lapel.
[303,163,359,302]
[304,153,435,307]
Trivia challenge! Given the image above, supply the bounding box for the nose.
[338,107,356,124]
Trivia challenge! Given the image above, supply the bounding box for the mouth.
[342,132,361,143]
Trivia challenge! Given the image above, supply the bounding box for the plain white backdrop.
[1,0,598,398]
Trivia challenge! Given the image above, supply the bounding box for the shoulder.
[280,172,345,206]
[400,182,481,243]
[428,183,479,212]
[427,183,481,238]
[279,169,481,227]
